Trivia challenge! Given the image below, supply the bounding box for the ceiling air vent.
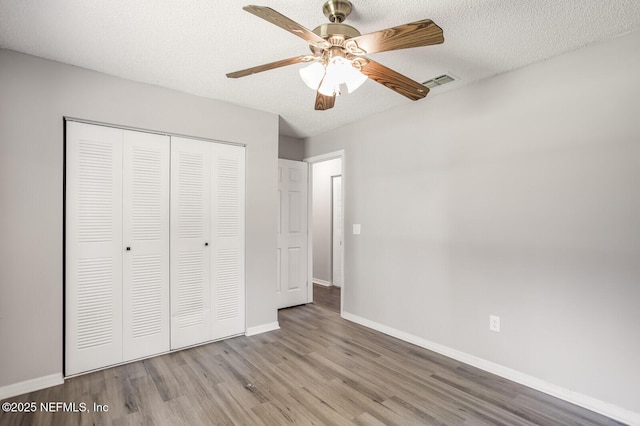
[421,74,456,89]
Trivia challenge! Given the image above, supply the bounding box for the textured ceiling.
[1,1,639,138]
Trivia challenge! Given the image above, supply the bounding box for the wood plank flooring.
[313,283,341,313]
[0,304,625,425]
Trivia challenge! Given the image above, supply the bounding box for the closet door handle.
[205,242,209,247]
[126,247,131,251]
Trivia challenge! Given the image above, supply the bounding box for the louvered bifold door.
[170,137,211,349]
[210,144,245,339]
[66,122,123,375]
[122,130,170,361]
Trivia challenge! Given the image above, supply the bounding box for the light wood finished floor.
[313,283,341,313]
[1,304,624,425]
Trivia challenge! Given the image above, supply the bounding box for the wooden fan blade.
[347,19,443,55]
[315,91,336,110]
[243,5,330,48]
[360,59,429,100]
[227,55,312,78]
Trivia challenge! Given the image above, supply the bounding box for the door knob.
[126,247,131,251]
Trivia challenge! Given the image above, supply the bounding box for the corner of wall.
[0,374,64,401]
[245,322,280,337]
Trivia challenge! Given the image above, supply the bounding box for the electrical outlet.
[489,315,500,332]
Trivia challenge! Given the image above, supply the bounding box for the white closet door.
[122,130,170,361]
[170,137,211,349]
[277,159,309,308]
[210,144,245,339]
[66,122,123,375]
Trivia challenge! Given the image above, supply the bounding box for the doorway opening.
[305,151,344,314]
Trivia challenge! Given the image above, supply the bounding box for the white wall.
[278,135,304,161]
[304,31,640,419]
[0,49,279,394]
[311,158,342,284]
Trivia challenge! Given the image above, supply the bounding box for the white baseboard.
[0,373,64,401]
[312,279,332,287]
[245,321,280,337]
[341,311,640,426]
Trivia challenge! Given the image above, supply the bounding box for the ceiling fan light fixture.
[343,64,367,93]
[308,55,367,96]
[229,4,444,110]
[299,61,326,90]
[318,77,339,96]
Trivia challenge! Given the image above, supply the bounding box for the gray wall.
[278,135,304,161]
[0,49,278,390]
[304,31,640,414]
[312,159,342,283]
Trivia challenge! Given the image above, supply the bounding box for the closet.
[65,121,245,376]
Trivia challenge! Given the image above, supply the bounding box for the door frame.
[303,150,345,314]
[331,174,343,288]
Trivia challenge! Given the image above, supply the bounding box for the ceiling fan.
[226,1,444,110]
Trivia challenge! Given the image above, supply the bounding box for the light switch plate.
[353,224,361,235]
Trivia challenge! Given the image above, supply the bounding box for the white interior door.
[277,159,308,308]
[171,138,245,348]
[122,130,170,361]
[66,122,123,375]
[332,175,343,288]
[170,137,211,349]
[210,143,245,338]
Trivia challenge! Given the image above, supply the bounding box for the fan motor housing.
[312,23,361,40]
